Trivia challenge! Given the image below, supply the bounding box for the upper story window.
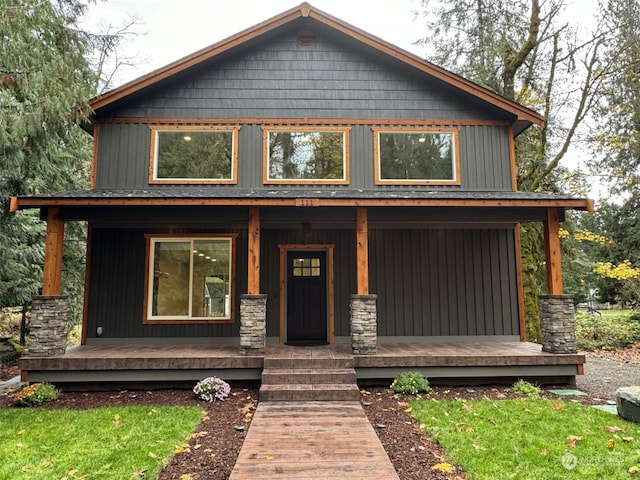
[144,235,237,324]
[263,126,350,184]
[373,128,460,185]
[149,126,239,184]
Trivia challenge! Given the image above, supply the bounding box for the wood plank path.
[229,401,400,479]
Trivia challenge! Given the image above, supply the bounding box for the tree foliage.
[0,0,97,312]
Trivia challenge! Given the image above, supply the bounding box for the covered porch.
[19,341,585,388]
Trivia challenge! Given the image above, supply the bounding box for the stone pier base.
[538,294,577,354]
[29,295,69,357]
[350,294,378,355]
[239,294,267,356]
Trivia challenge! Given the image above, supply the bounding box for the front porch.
[19,341,584,388]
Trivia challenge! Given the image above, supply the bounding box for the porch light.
[183,135,191,141]
[418,136,426,142]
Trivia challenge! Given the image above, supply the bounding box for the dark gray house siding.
[95,123,512,191]
[111,31,501,121]
[84,208,519,341]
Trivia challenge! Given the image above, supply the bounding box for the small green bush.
[390,371,431,395]
[576,311,640,351]
[512,379,541,397]
[14,382,60,407]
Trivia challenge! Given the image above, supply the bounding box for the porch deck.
[19,341,584,387]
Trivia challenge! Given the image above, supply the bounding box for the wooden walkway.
[229,402,399,479]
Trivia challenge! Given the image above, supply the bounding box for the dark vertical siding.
[369,228,519,337]
[96,123,512,191]
[86,227,247,339]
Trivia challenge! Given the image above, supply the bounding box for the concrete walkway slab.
[229,401,399,479]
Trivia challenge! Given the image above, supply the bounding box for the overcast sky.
[82,0,597,88]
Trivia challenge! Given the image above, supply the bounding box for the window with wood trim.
[263,127,350,184]
[144,235,236,323]
[149,126,239,184]
[373,128,460,185]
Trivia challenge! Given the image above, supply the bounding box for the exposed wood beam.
[543,208,563,295]
[247,207,261,294]
[356,207,369,295]
[513,223,527,341]
[42,207,65,296]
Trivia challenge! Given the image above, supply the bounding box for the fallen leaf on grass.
[132,470,147,478]
[431,462,454,473]
[41,460,53,468]
[605,425,625,433]
[567,435,583,448]
[540,449,548,456]
[148,452,158,460]
[551,402,564,410]
[16,429,25,435]
[607,439,616,449]
[623,437,635,443]
[629,466,639,475]
[112,414,121,428]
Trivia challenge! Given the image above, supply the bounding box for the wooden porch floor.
[19,341,584,386]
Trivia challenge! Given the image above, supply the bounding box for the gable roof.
[89,2,543,134]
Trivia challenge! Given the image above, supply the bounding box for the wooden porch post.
[543,208,563,295]
[356,207,369,295]
[42,207,65,296]
[247,207,261,295]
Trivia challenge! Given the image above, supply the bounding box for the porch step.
[259,348,359,402]
[260,383,361,402]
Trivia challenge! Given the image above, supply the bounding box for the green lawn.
[0,405,203,480]
[411,398,640,479]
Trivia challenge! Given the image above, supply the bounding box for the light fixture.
[418,136,426,143]
[183,135,192,141]
[198,253,205,257]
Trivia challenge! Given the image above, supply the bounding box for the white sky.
[82,0,598,88]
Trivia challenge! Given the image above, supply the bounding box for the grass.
[0,405,203,480]
[411,397,640,479]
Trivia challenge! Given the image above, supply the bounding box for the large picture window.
[144,235,236,323]
[149,126,239,184]
[374,128,460,185]
[263,127,350,184]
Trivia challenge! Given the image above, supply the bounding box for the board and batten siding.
[370,227,519,337]
[85,227,247,340]
[95,123,512,191]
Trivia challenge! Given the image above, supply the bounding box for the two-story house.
[11,3,591,388]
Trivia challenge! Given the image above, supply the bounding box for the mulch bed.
[0,375,597,480]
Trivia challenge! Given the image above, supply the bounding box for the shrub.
[576,312,640,351]
[390,371,431,395]
[14,382,60,407]
[512,379,540,397]
[193,376,230,402]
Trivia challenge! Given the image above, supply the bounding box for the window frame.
[373,127,461,185]
[143,234,238,324]
[262,126,351,185]
[148,125,240,185]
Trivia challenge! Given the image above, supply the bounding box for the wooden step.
[259,383,361,402]
[262,356,353,370]
[261,367,356,385]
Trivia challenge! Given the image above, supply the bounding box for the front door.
[286,250,328,345]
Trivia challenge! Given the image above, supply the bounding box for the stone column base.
[350,294,377,355]
[29,295,69,357]
[239,294,267,356]
[538,294,577,354]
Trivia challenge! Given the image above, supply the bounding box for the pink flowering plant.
[193,376,231,402]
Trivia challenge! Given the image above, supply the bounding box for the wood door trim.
[278,244,335,344]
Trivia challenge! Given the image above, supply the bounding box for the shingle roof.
[10,188,593,212]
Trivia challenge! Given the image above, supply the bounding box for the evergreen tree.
[0,0,97,334]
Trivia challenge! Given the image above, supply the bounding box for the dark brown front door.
[286,250,328,345]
